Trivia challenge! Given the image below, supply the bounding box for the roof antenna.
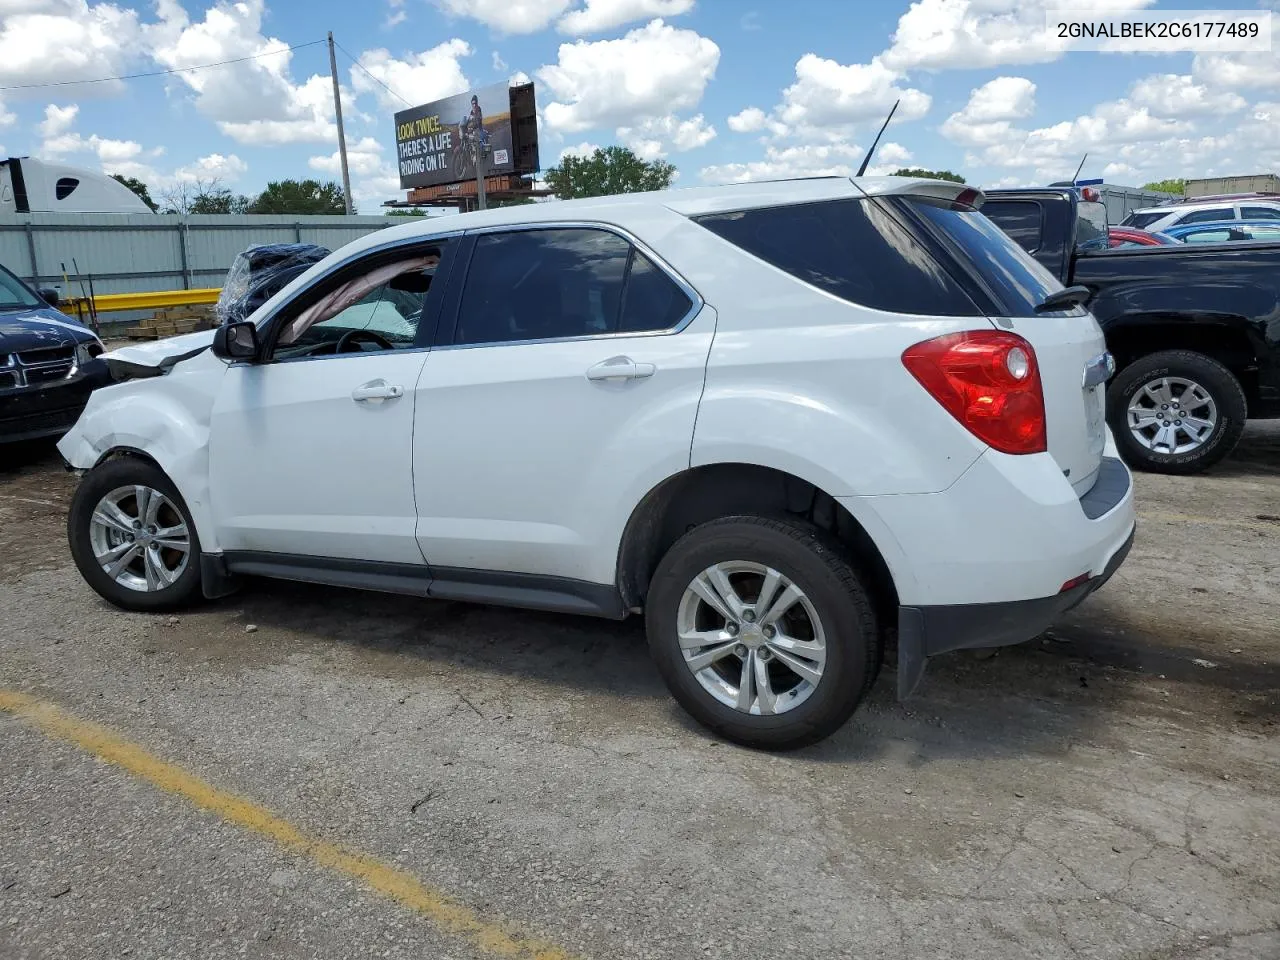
[1071,152,1088,184]
[856,99,900,178]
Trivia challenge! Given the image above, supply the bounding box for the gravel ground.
[1,425,1277,960]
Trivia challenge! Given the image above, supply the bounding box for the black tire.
[67,457,204,612]
[645,516,880,750]
[1107,349,1247,475]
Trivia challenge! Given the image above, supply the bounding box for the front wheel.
[1107,349,1247,474]
[645,516,881,750]
[67,457,204,611]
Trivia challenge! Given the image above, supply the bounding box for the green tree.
[188,188,251,215]
[385,208,429,217]
[891,167,966,183]
[110,174,157,211]
[1142,178,1185,196]
[544,146,676,200]
[249,179,350,215]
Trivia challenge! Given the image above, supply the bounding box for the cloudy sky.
[2,0,1278,211]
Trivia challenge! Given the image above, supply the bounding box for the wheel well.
[1107,320,1258,405]
[95,446,162,469]
[616,464,898,620]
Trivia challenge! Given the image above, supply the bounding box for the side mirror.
[38,288,61,307]
[211,320,260,361]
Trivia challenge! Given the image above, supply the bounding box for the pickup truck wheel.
[1108,350,1247,475]
[67,458,204,612]
[645,516,880,751]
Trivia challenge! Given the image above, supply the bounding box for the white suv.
[59,177,1136,749]
[1123,197,1280,233]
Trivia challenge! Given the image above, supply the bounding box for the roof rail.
[1173,192,1280,204]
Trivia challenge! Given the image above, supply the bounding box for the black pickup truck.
[983,188,1280,473]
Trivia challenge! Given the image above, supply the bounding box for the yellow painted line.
[1138,510,1280,534]
[0,689,575,960]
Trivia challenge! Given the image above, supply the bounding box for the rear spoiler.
[852,177,986,209]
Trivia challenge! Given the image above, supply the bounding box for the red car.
[1108,226,1174,247]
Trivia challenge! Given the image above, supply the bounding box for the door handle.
[351,380,404,402]
[585,356,656,382]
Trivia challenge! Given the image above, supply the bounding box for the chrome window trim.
[437,220,705,351]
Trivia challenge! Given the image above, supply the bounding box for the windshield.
[0,263,42,310]
[904,195,1083,317]
[1123,211,1166,229]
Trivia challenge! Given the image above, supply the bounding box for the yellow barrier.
[65,288,222,314]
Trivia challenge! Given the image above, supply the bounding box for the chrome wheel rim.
[1127,376,1218,455]
[88,485,190,592]
[676,561,826,716]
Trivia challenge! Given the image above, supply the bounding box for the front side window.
[1183,229,1234,244]
[271,250,443,359]
[1177,208,1233,225]
[696,198,981,317]
[452,228,693,346]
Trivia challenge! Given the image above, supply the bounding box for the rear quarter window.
[694,198,982,317]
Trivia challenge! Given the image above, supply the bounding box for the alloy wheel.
[675,561,827,716]
[1127,376,1218,455]
[88,484,191,592]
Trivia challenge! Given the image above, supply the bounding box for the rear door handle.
[351,380,404,402]
[585,356,656,382]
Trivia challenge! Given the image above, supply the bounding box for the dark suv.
[0,262,111,444]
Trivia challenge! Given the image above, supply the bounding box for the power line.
[0,39,327,92]
[335,39,412,107]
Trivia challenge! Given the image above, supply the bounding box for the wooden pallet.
[128,318,202,340]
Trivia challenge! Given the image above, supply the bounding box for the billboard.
[395,82,528,190]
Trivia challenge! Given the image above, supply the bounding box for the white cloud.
[701,142,865,184]
[537,19,719,133]
[147,0,349,146]
[876,141,912,166]
[727,106,766,133]
[433,0,572,34]
[492,50,507,72]
[1194,51,1280,90]
[174,152,247,182]
[557,0,695,35]
[558,141,600,161]
[39,103,78,137]
[353,40,472,112]
[882,0,1156,72]
[42,130,144,163]
[773,54,930,140]
[616,113,714,157]
[1129,73,1246,117]
[940,77,1035,148]
[0,0,144,91]
[309,137,387,177]
[510,70,531,85]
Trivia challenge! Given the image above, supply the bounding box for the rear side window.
[1241,206,1280,220]
[904,196,1082,317]
[981,200,1043,253]
[1177,207,1233,225]
[695,199,981,317]
[453,228,693,346]
[1124,211,1166,229]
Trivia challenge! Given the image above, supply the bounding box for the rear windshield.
[1123,211,1166,229]
[904,196,1083,317]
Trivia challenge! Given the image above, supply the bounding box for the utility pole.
[327,31,354,215]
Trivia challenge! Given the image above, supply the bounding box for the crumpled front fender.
[57,350,227,553]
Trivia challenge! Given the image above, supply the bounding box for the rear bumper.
[895,524,1134,697]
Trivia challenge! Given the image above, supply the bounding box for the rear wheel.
[645,516,880,750]
[67,458,203,611]
[1108,349,1247,474]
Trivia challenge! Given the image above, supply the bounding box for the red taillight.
[902,331,1047,455]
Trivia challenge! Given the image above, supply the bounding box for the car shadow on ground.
[218,577,1174,763]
